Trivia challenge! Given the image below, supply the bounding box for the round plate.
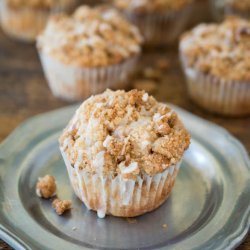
[0,105,249,250]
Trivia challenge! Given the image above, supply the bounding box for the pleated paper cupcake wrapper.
[181,59,250,116]
[61,149,181,218]
[39,51,139,102]
[123,5,192,46]
[0,0,77,42]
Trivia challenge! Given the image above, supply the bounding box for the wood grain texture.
[0,27,249,250]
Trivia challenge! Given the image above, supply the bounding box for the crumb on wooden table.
[36,175,56,199]
[52,198,72,215]
[143,67,162,79]
[156,59,170,70]
[133,79,157,93]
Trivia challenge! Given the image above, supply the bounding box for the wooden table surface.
[0,28,249,249]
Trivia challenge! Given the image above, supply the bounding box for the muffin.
[37,5,143,101]
[180,17,250,116]
[210,0,250,21]
[109,0,193,46]
[225,0,250,19]
[0,0,77,42]
[59,89,190,218]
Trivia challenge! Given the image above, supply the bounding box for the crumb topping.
[52,198,72,215]
[180,17,250,81]
[6,0,74,10]
[36,175,56,199]
[59,89,190,178]
[37,5,143,67]
[110,0,192,13]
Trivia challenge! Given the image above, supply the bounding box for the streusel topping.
[37,5,143,67]
[6,0,74,10]
[110,0,192,13]
[180,17,250,81]
[59,89,190,179]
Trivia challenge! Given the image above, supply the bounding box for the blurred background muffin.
[0,0,77,42]
[180,16,250,116]
[37,5,143,101]
[109,0,193,47]
[210,0,250,21]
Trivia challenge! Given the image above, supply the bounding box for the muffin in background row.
[109,0,193,46]
[210,0,250,21]
[180,16,250,116]
[37,5,143,101]
[0,0,77,42]
[59,89,190,218]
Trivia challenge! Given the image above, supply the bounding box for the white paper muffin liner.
[38,51,139,102]
[122,4,192,46]
[61,149,181,218]
[0,0,76,42]
[180,55,250,116]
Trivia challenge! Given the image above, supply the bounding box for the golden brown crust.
[110,0,192,13]
[180,17,250,82]
[59,89,190,178]
[37,5,143,67]
[36,175,56,199]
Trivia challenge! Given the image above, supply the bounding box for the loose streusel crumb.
[52,198,72,215]
[180,17,250,81]
[37,5,143,67]
[133,79,157,93]
[143,67,162,80]
[156,59,170,71]
[6,0,74,10]
[162,223,168,229]
[59,89,190,179]
[110,0,192,13]
[36,175,56,199]
[126,217,137,224]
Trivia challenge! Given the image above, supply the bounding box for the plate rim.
[0,104,249,250]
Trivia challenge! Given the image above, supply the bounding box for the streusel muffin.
[37,5,143,101]
[225,0,250,19]
[109,0,193,46]
[210,0,250,21]
[180,17,250,116]
[0,0,77,42]
[59,89,190,218]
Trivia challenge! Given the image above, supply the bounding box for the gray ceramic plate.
[0,105,249,250]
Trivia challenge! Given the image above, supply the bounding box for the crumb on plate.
[36,175,56,199]
[52,198,72,215]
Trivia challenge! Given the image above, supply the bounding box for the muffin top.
[110,0,192,13]
[37,5,143,67]
[59,89,190,179]
[226,0,250,12]
[180,17,250,81]
[6,0,74,9]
